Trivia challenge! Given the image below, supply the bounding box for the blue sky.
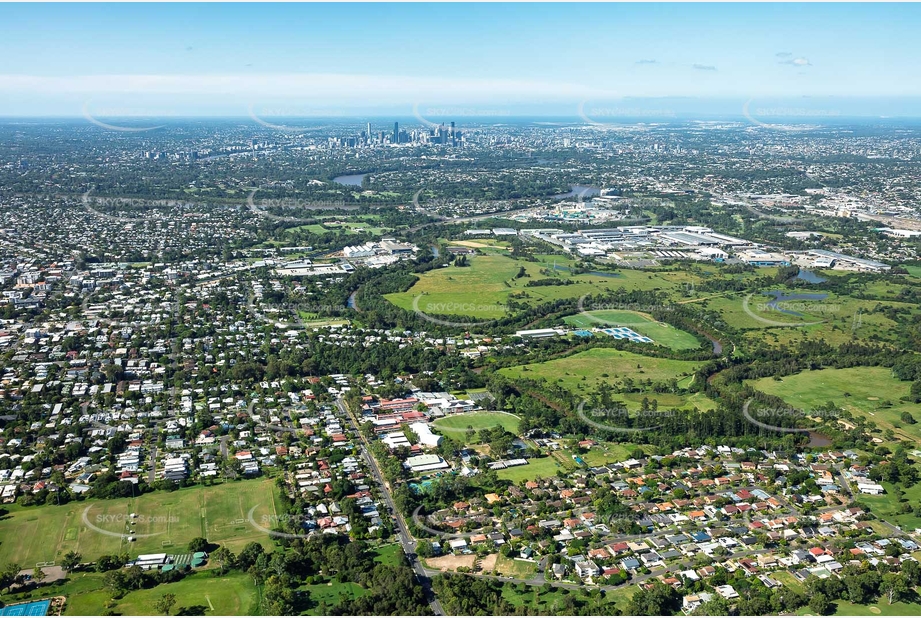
[2,3,920,117]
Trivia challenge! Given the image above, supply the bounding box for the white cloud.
[0,72,615,104]
[780,57,812,67]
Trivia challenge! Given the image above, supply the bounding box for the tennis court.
[0,599,50,616]
[599,327,654,343]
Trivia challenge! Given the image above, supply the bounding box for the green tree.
[187,537,209,553]
[211,546,235,574]
[154,593,177,615]
[809,593,831,615]
[32,567,46,585]
[60,551,82,573]
[882,573,909,605]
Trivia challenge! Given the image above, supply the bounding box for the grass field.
[563,310,702,350]
[563,442,650,467]
[492,554,537,578]
[371,543,404,566]
[496,456,573,483]
[498,348,704,402]
[298,313,351,328]
[797,599,921,615]
[501,580,635,613]
[432,411,520,439]
[72,571,258,616]
[0,478,281,567]
[853,481,921,531]
[301,580,366,614]
[772,570,805,594]
[705,290,911,349]
[749,367,921,443]
[385,254,698,320]
[1,570,259,616]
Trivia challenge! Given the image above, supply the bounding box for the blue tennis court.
[0,599,50,616]
[599,327,654,343]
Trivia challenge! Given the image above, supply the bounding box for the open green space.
[565,442,651,467]
[75,571,257,616]
[1,570,259,616]
[563,310,702,350]
[298,312,351,328]
[496,456,573,483]
[432,411,520,439]
[0,478,281,567]
[853,481,921,531]
[704,290,911,349]
[300,580,367,614]
[797,599,921,616]
[385,254,700,320]
[498,348,705,403]
[371,543,404,566]
[492,554,537,579]
[5,544,402,616]
[749,366,921,443]
[500,580,635,613]
[772,570,805,594]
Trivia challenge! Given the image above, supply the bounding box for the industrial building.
[807,249,891,272]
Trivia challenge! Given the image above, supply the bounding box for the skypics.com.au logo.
[82,189,159,223]
[410,297,507,328]
[247,104,346,132]
[742,99,840,132]
[247,187,357,224]
[411,505,655,544]
[248,299,348,331]
[741,290,839,327]
[578,100,676,127]
[82,101,166,133]
[575,401,676,434]
[82,507,174,539]
[412,104,511,129]
[247,509,321,540]
[742,398,839,434]
[575,294,675,325]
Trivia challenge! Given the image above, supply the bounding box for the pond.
[796,269,827,284]
[333,173,367,187]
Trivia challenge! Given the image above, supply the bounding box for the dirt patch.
[426,553,477,572]
[480,553,499,573]
[451,241,495,249]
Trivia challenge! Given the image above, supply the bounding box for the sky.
[2,3,921,118]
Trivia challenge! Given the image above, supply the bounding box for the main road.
[335,397,445,616]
